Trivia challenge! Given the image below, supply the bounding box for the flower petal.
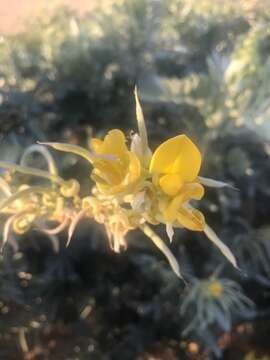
[90,130,141,194]
[177,207,205,231]
[150,135,201,182]
[159,173,183,196]
[97,129,128,163]
[90,138,103,153]
[125,152,141,185]
[162,183,204,222]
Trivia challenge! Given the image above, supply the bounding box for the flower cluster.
[0,89,237,279]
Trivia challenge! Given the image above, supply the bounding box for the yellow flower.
[207,281,224,298]
[149,134,202,196]
[90,129,141,194]
[149,135,205,231]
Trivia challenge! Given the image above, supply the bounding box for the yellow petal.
[177,207,205,231]
[93,153,141,195]
[92,160,123,184]
[101,129,128,161]
[94,180,110,194]
[149,135,201,182]
[159,173,183,196]
[124,152,141,185]
[163,183,204,222]
[90,138,103,153]
[90,130,140,194]
[91,129,128,162]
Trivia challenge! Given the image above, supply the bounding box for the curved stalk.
[21,144,59,176]
[0,161,64,185]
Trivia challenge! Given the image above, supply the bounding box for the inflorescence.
[0,88,238,280]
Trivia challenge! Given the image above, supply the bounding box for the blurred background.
[0,0,270,359]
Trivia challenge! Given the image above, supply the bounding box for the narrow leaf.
[134,87,149,154]
[39,216,69,235]
[204,224,238,269]
[198,176,238,190]
[140,224,183,279]
[38,142,115,163]
[2,214,17,251]
[166,222,174,243]
[66,209,87,247]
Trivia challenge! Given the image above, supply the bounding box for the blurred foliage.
[0,0,270,359]
[160,0,247,57]
[226,25,270,135]
[180,276,254,356]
